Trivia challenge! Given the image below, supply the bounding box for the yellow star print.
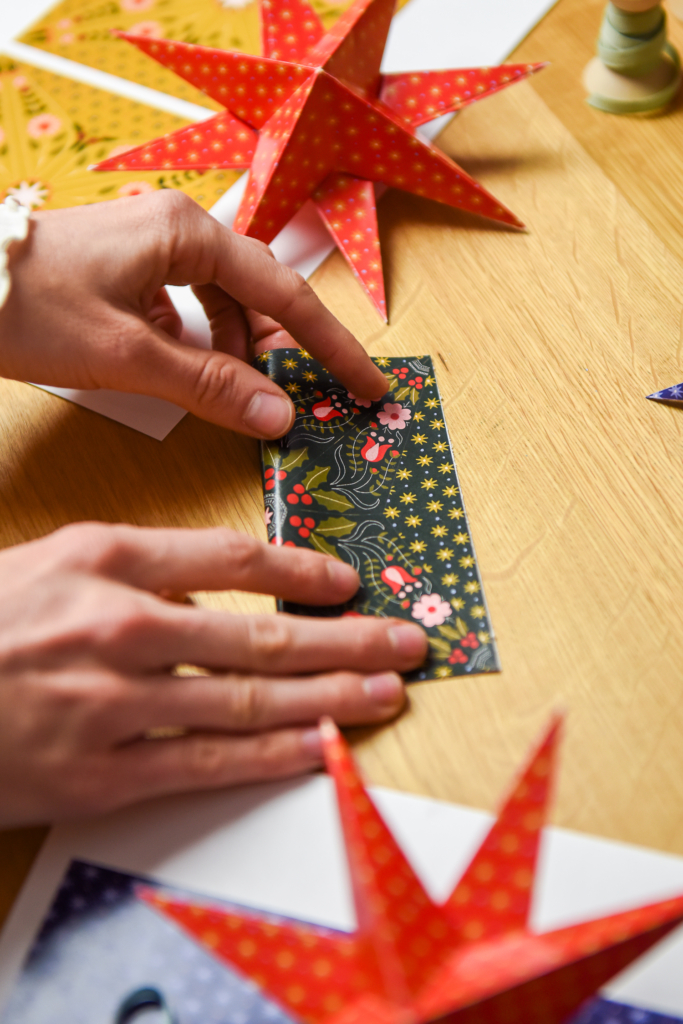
[448,507,465,520]
[471,606,486,619]
[459,555,475,569]
[436,548,454,562]
[421,477,437,490]
[438,463,452,474]
[384,506,400,519]
[400,492,417,505]
[410,540,427,553]
[405,514,422,527]
[426,500,444,513]
[376,356,390,367]
[464,581,480,594]
[285,382,301,394]
[413,411,425,422]
[451,597,465,611]
[283,358,298,370]
[397,468,412,481]
[303,370,318,382]
[431,525,448,538]
[430,418,445,430]
[425,398,439,409]
[433,441,448,453]
[412,433,428,445]
[417,454,433,467]
[443,486,459,498]
[441,572,459,586]
[454,532,469,545]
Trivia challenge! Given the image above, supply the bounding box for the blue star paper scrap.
[647,383,683,404]
[254,350,498,682]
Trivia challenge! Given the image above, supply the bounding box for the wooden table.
[4,0,683,928]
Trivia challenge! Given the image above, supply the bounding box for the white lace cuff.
[0,197,31,308]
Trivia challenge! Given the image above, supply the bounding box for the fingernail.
[243,391,294,438]
[363,672,404,705]
[388,623,428,661]
[301,727,324,759]
[326,559,359,592]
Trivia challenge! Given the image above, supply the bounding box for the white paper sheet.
[1,775,682,1018]
[3,0,558,438]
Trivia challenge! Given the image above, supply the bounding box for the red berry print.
[287,494,299,504]
[449,649,468,665]
[290,516,302,526]
[301,494,313,505]
[276,470,287,481]
[293,484,305,494]
[265,480,275,491]
[265,468,275,479]
[303,517,315,528]
[298,528,310,538]
[460,632,480,649]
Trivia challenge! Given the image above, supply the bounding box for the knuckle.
[271,266,311,319]
[192,353,238,409]
[245,616,292,667]
[89,597,158,657]
[223,678,266,729]
[181,735,230,786]
[48,521,119,571]
[218,531,261,579]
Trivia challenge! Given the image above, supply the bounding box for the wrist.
[0,197,31,309]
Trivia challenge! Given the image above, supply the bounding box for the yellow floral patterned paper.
[18,0,411,110]
[0,57,240,210]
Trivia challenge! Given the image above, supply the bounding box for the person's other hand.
[0,523,427,827]
[0,192,387,437]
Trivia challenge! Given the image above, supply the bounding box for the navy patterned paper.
[646,383,683,404]
[255,350,499,682]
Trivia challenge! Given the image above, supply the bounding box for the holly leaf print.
[315,517,356,537]
[455,617,469,638]
[429,637,452,659]
[437,624,463,642]
[303,465,331,490]
[311,489,354,512]
[280,447,309,471]
[262,442,281,468]
[309,534,340,559]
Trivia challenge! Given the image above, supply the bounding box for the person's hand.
[0,523,427,827]
[0,191,387,438]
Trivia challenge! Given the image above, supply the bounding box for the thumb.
[115,321,295,437]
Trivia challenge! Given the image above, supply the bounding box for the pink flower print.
[26,114,62,139]
[377,402,411,430]
[411,592,451,628]
[117,181,155,198]
[128,20,163,37]
[347,391,372,408]
[121,0,156,10]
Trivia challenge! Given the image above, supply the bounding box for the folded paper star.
[141,717,683,1024]
[647,382,683,404]
[92,0,545,319]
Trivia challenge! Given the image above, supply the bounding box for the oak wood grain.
[3,1,683,932]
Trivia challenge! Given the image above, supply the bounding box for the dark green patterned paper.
[256,350,499,681]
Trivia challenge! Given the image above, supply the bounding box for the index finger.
[168,203,388,400]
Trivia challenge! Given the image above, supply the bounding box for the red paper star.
[140,717,683,1024]
[93,0,545,320]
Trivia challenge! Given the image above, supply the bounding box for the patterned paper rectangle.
[255,349,499,682]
